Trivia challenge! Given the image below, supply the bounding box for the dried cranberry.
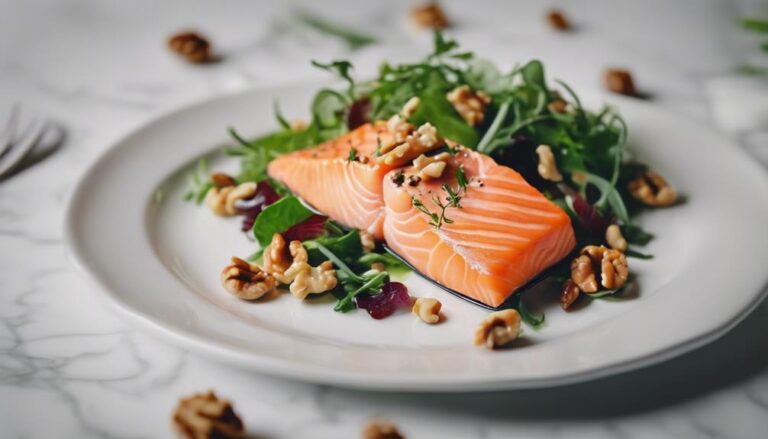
[346,98,371,130]
[356,282,411,319]
[570,191,612,237]
[283,214,327,242]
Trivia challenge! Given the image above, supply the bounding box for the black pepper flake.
[391,171,405,187]
[407,175,421,187]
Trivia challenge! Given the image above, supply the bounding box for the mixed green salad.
[187,31,668,325]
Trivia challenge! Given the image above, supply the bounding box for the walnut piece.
[265,238,337,300]
[205,182,257,216]
[560,279,581,310]
[628,170,677,207]
[446,85,491,126]
[377,122,444,167]
[410,2,449,30]
[363,419,405,439]
[262,233,291,274]
[603,68,637,96]
[360,229,376,252]
[401,97,421,118]
[412,297,442,324]
[221,257,276,300]
[535,144,563,182]
[412,152,450,180]
[168,31,212,64]
[605,224,628,252]
[172,390,244,439]
[547,9,571,31]
[210,173,236,189]
[570,245,629,293]
[290,119,308,132]
[548,99,568,114]
[370,262,386,272]
[474,309,521,349]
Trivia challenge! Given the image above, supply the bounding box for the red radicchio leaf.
[356,282,411,319]
[570,191,612,237]
[235,181,281,231]
[283,214,328,242]
[346,97,371,130]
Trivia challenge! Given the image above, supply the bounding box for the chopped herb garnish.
[348,147,358,162]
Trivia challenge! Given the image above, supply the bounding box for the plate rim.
[64,82,768,392]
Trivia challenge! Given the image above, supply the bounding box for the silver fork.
[0,105,49,180]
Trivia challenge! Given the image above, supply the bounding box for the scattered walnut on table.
[446,85,491,126]
[172,390,244,439]
[363,419,405,439]
[410,2,449,30]
[570,245,629,293]
[221,257,276,300]
[547,9,571,31]
[168,31,213,64]
[628,170,678,207]
[412,297,442,324]
[474,309,521,349]
[603,68,637,96]
[535,144,563,182]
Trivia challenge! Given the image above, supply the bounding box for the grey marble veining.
[1,0,767,437]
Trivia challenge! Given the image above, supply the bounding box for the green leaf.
[521,60,547,91]
[409,87,479,147]
[517,296,545,329]
[625,248,653,259]
[621,224,654,245]
[431,31,459,58]
[298,13,377,50]
[312,60,356,99]
[357,252,410,275]
[252,196,314,247]
[306,230,363,268]
[584,172,630,224]
[741,17,768,33]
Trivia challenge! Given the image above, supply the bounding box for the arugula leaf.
[409,87,479,147]
[357,252,410,275]
[298,13,376,49]
[252,196,314,246]
[306,230,363,267]
[621,223,654,245]
[625,248,653,259]
[430,31,459,58]
[584,172,630,224]
[312,60,356,100]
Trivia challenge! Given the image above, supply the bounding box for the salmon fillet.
[382,149,576,307]
[267,123,394,239]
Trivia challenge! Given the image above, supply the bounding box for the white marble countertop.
[2,0,767,437]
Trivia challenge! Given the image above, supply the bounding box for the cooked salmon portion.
[382,149,576,307]
[267,123,394,239]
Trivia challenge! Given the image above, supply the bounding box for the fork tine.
[0,118,47,179]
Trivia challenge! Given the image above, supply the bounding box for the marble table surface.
[2,0,767,437]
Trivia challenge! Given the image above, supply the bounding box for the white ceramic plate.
[65,82,768,391]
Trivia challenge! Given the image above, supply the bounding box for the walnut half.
[263,235,338,300]
[412,297,442,324]
[172,390,244,439]
[221,257,276,300]
[474,309,521,349]
[535,144,563,182]
[205,182,257,216]
[446,85,491,126]
[629,170,677,207]
[570,245,629,293]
